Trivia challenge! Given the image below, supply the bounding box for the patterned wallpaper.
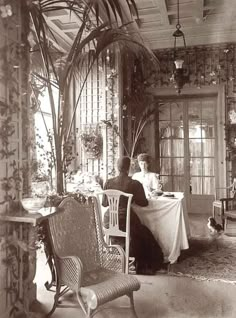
[151,44,236,122]
[148,43,236,171]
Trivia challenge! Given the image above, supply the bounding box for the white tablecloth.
[132,192,190,264]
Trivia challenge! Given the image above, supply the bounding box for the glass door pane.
[158,97,217,213]
[159,101,184,192]
[188,99,215,195]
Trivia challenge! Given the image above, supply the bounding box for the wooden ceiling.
[136,0,236,50]
[44,0,236,52]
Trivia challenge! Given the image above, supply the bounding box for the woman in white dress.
[132,153,161,198]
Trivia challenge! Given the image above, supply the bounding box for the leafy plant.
[27,0,158,194]
[80,128,103,159]
[102,105,155,159]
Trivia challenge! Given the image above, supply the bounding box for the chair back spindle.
[96,190,133,273]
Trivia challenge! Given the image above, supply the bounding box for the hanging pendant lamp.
[172,0,189,94]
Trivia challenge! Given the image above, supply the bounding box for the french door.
[159,97,217,214]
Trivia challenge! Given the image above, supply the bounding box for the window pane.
[203,123,215,138]
[172,158,184,175]
[159,121,171,138]
[189,139,202,157]
[171,102,183,121]
[160,158,171,175]
[203,139,215,156]
[188,101,201,119]
[203,177,215,195]
[191,177,202,194]
[173,176,185,192]
[190,158,202,175]
[160,140,171,157]
[189,121,202,138]
[173,139,184,156]
[203,158,214,176]
[162,176,171,191]
[172,122,184,138]
[159,104,170,120]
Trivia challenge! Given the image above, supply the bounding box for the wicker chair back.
[46,196,140,318]
[49,197,104,272]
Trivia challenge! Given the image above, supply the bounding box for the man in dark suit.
[103,156,165,275]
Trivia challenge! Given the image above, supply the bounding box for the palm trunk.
[56,152,64,195]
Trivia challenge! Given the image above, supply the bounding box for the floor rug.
[169,236,236,283]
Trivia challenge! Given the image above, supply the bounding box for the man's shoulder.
[130,178,143,187]
[104,176,118,186]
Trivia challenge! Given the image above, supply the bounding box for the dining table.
[132,192,190,264]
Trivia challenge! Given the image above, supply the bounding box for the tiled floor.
[32,213,236,318]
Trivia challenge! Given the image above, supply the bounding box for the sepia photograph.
[1,1,236,317]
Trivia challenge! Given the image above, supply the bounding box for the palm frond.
[29,0,138,25]
[26,0,157,193]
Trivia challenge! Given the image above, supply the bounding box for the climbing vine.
[0,1,36,317]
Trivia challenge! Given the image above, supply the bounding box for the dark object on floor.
[207,217,224,234]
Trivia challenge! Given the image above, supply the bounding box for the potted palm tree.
[26,0,159,194]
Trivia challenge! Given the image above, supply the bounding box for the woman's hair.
[137,153,151,170]
[137,153,151,163]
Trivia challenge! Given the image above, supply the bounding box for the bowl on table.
[150,190,163,198]
[21,197,47,213]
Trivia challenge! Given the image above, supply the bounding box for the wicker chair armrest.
[101,243,125,273]
[57,255,83,292]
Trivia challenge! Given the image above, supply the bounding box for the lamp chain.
[176,0,181,29]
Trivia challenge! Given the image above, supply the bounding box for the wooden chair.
[212,187,233,227]
[96,190,133,274]
[220,196,236,234]
[46,196,140,317]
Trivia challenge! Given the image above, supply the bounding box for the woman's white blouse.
[132,172,160,197]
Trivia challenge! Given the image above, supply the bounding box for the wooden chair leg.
[44,260,56,291]
[125,237,130,274]
[212,206,215,218]
[46,278,61,317]
[224,217,228,232]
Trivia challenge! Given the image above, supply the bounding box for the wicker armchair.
[46,196,140,317]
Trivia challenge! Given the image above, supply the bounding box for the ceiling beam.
[147,28,236,50]
[154,0,170,25]
[45,18,73,52]
[222,0,236,25]
[193,0,204,24]
[138,13,236,33]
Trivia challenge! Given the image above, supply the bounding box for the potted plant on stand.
[80,126,103,159]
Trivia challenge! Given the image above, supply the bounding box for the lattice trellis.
[75,48,121,183]
[0,1,32,316]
